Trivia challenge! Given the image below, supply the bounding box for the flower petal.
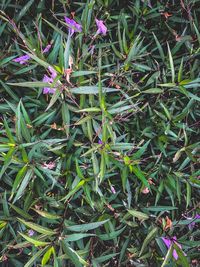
[13,54,31,64]
[95,19,107,35]
[43,87,56,94]
[48,66,57,79]
[64,16,82,36]
[42,44,51,53]
[161,237,171,249]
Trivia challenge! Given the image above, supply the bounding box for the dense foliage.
[0,0,200,266]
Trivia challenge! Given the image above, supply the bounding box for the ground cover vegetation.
[0,0,200,266]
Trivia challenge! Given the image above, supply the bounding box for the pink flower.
[42,161,56,169]
[110,186,116,194]
[42,66,57,94]
[142,187,150,194]
[64,17,82,36]
[95,19,107,36]
[161,236,185,260]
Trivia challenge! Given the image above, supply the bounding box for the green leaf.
[125,34,142,65]
[65,219,109,232]
[9,203,32,220]
[161,244,173,267]
[128,210,149,221]
[32,209,61,220]
[19,232,50,247]
[17,218,57,235]
[142,88,163,94]
[41,246,54,266]
[64,34,71,69]
[174,243,189,267]
[139,227,158,256]
[98,226,126,240]
[144,206,178,212]
[7,81,50,88]
[70,86,119,94]
[62,102,70,136]
[61,180,85,202]
[61,241,86,267]
[11,165,28,196]
[13,169,33,203]
[131,165,149,188]
[3,117,15,143]
[0,147,15,179]
[186,182,191,208]
[92,253,119,264]
[45,88,61,111]
[0,80,19,101]
[152,32,165,62]
[24,247,47,267]
[71,71,97,77]
[64,233,95,242]
[15,0,34,22]
[167,43,175,83]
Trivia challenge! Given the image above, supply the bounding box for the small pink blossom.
[111,185,116,194]
[42,161,56,169]
[142,187,150,194]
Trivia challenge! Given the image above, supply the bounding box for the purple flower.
[42,44,52,53]
[43,66,57,94]
[13,44,51,65]
[13,54,31,64]
[161,236,184,260]
[64,17,82,36]
[28,229,35,236]
[186,214,200,230]
[195,214,200,220]
[98,139,103,145]
[48,66,57,79]
[95,19,107,36]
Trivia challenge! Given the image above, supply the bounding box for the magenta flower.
[95,19,107,36]
[64,17,82,36]
[161,236,184,260]
[43,66,57,94]
[13,54,31,64]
